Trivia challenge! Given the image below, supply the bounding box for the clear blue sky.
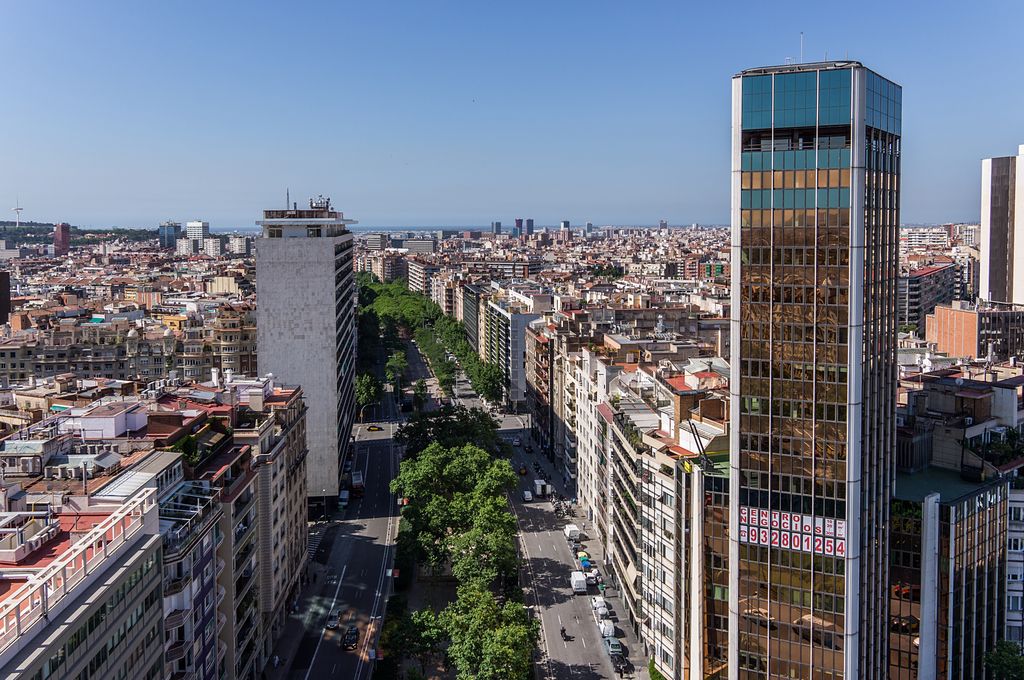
[2,1,1022,229]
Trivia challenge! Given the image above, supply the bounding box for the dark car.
[342,625,359,650]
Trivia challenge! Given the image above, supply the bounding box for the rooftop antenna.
[800,32,804,63]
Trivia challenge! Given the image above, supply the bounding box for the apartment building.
[898,263,956,332]
[483,297,539,411]
[368,252,407,283]
[925,300,1024,362]
[980,145,1024,304]
[256,196,356,514]
[224,374,308,647]
[0,487,164,680]
[430,274,459,317]
[406,258,439,296]
[0,369,308,680]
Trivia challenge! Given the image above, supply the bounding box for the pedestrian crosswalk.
[307,531,323,559]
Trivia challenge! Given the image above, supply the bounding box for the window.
[1010,595,1023,612]
[1010,538,1024,552]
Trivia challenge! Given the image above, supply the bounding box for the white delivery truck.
[570,571,588,594]
[533,479,548,497]
[563,524,581,542]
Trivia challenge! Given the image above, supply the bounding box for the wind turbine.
[10,197,23,231]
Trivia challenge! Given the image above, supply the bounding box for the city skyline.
[2,2,1023,228]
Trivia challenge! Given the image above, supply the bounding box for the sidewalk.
[262,520,336,680]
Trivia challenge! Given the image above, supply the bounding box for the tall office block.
[979,145,1024,303]
[491,220,502,235]
[525,218,535,236]
[159,220,181,249]
[730,62,901,679]
[186,220,211,240]
[256,195,357,515]
[0,271,9,324]
[53,222,70,256]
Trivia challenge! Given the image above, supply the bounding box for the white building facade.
[255,196,357,514]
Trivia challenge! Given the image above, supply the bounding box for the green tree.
[385,350,408,387]
[394,406,502,459]
[449,497,519,589]
[442,582,537,680]
[408,609,446,675]
[413,378,428,412]
[986,641,1024,680]
[389,442,515,567]
[355,373,382,420]
[473,361,505,404]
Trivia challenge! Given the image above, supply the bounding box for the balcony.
[234,567,256,599]
[164,572,192,596]
[167,640,189,662]
[233,517,256,546]
[216,584,226,605]
[165,609,188,629]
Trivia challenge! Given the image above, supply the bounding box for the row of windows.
[741,168,851,190]
[743,360,849,385]
[741,148,851,171]
[740,207,851,229]
[741,188,851,210]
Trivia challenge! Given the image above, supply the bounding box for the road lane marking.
[302,564,347,680]
[353,433,399,680]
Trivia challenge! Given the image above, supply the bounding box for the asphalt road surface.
[287,405,400,680]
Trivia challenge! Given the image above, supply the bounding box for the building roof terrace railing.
[0,487,157,663]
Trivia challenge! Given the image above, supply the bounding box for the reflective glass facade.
[729,62,901,679]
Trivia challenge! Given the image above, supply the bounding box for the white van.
[522,490,533,502]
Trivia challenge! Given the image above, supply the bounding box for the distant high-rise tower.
[53,222,70,256]
[186,220,210,240]
[730,61,901,680]
[525,218,535,236]
[979,145,1024,303]
[158,221,181,249]
[0,271,9,324]
[491,220,502,235]
[256,195,357,515]
[559,220,570,231]
[515,217,524,233]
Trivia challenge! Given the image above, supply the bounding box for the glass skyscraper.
[729,61,901,679]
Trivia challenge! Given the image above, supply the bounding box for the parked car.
[603,636,623,656]
[512,437,522,447]
[522,490,533,502]
[342,625,359,650]
[591,596,607,610]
